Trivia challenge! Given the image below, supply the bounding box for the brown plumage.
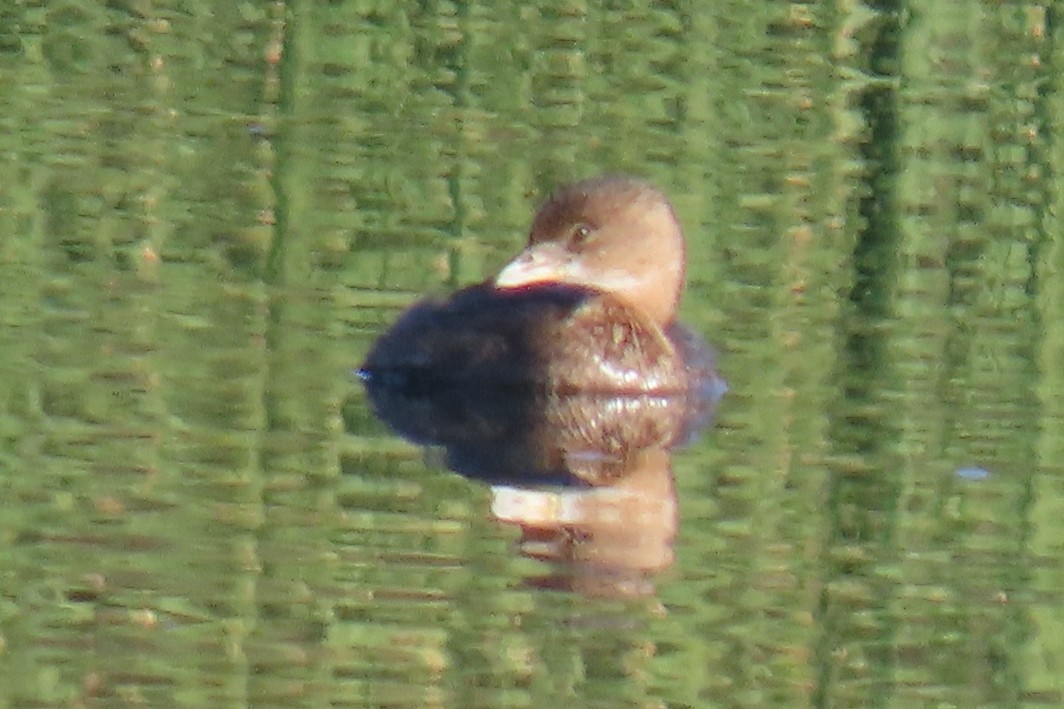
[360,176,723,476]
[364,175,712,396]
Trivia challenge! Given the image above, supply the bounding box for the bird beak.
[495,243,574,289]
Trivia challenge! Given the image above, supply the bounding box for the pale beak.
[494,243,576,288]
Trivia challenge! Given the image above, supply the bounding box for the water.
[1,1,1061,707]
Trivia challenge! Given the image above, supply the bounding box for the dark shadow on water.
[355,367,724,597]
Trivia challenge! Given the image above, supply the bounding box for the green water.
[1,2,1062,707]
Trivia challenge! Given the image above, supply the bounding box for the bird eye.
[570,223,593,247]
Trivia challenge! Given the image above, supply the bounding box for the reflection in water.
[489,447,676,597]
[360,369,723,596]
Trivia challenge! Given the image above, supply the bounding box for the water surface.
[1,2,1062,707]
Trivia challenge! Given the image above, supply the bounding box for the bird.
[361,175,721,400]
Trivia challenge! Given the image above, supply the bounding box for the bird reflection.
[359,358,723,597]
[489,447,676,597]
